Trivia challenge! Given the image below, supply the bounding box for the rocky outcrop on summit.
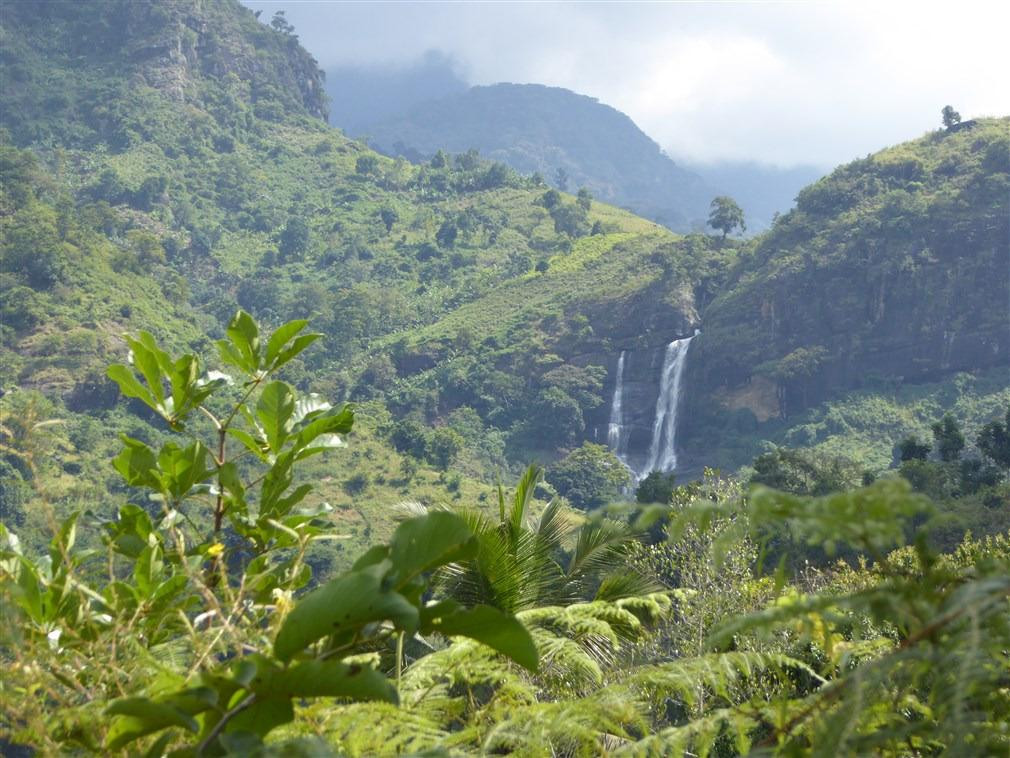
[1,0,328,146]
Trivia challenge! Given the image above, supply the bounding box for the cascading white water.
[606,351,628,460]
[641,336,694,475]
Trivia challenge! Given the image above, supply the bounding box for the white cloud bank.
[246,1,1010,167]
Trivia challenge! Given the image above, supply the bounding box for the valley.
[1,1,1008,755]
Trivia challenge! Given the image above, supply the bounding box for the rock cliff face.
[681,120,1010,442]
[579,281,699,469]
[1,0,328,145]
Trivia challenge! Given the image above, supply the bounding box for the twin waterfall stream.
[607,336,695,481]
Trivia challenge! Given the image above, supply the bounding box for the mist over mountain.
[325,57,823,233]
[684,161,826,233]
[326,51,468,136]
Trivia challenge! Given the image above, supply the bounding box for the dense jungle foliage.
[2,312,1008,756]
[1,1,1008,753]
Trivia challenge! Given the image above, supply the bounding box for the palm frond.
[567,517,639,580]
[509,463,543,537]
[596,571,663,603]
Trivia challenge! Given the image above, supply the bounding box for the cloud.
[244,1,1010,167]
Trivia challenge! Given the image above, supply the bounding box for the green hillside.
[0,0,701,559]
[685,120,1010,459]
[2,0,1007,535]
[358,82,715,231]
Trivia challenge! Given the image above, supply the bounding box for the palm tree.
[435,464,655,614]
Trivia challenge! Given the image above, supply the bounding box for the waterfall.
[607,351,628,460]
[641,336,694,475]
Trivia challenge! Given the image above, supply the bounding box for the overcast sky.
[245,1,1010,168]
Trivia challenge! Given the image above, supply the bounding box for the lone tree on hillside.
[270,10,295,36]
[941,105,962,129]
[708,196,745,239]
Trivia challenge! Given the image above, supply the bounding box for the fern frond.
[616,706,759,758]
[481,688,648,757]
[296,701,450,757]
[622,652,820,712]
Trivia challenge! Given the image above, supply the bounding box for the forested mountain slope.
[1,0,1006,534]
[0,0,702,553]
[354,82,716,231]
[683,119,1010,462]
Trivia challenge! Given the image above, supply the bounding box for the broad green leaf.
[218,462,248,520]
[260,484,312,520]
[216,339,251,373]
[225,427,269,462]
[252,660,397,703]
[259,453,295,518]
[294,405,354,449]
[106,364,157,410]
[113,436,161,491]
[293,393,331,424]
[105,505,154,558]
[134,544,163,598]
[105,697,199,750]
[273,564,418,661]
[225,310,260,373]
[125,333,167,405]
[160,686,218,716]
[257,381,295,453]
[223,696,294,740]
[167,353,199,418]
[157,441,213,500]
[352,545,389,570]
[264,319,308,366]
[270,333,321,371]
[426,604,539,672]
[388,512,477,586]
[12,556,43,622]
[292,433,345,462]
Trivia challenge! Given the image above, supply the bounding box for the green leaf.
[270,333,321,372]
[106,364,157,411]
[226,427,269,462]
[257,381,295,453]
[125,333,169,405]
[260,484,312,521]
[157,441,213,500]
[105,505,154,558]
[264,319,307,365]
[12,556,43,622]
[113,436,161,491]
[426,604,539,672]
[273,564,418,661]
[105,697,199,750]
[134,544,163,598]
[167,353,199,418]
[223,696,294,741]
[293,404,354,449]
[216,338,251,374]
[253,660,398,703]
[293,393,331,424]
[49,512,78,568]
[225,310,261,373]
[388,512,477,586]
[218,461,248,520]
